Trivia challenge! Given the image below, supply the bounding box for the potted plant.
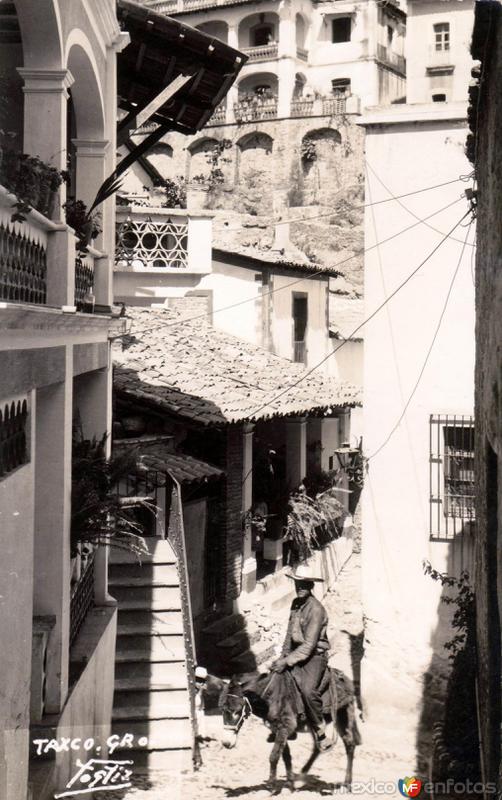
[0,148,65,221]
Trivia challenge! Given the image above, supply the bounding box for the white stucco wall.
[270,273,330,371]
[360,107,476,726]
[406,0,474,105]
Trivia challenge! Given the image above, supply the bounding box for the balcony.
[296,47,308,61]
[207,101,227,126]
[377,44,406,75]
[148,0,255,12]
[115,206,212,273]
[242,43,279,62]
[322,95,347,115]
[0,187,49,305]
[234,95,278,122]
[291,98,314,118]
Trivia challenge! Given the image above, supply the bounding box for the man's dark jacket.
[281,594,330,667]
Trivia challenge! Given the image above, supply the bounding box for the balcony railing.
[296,47,308,61]
[115,206,212,273]
[291,98,314,118]
[322,96,347,115]
[70,550,95,648]
[207,102,227,126]
[0,397,29,478]
[377,44,406,74]
[234,96,278,122]
[74,253,95,312]
[242,43,279,62]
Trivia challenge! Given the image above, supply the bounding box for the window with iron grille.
[429,414,475,540]
[434,22,450,51]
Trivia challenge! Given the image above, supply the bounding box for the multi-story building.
[0,0,244,796]
[359,0,476,769]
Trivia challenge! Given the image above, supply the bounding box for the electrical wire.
[365,160,476,247]
[122,194,465,340]
[247,207,472,418]
[366,218,473,463]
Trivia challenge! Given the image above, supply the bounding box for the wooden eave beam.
[117,72,194,146]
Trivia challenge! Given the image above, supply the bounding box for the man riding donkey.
[271,563,334,752]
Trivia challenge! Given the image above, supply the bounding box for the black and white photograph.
[0,0,500,798]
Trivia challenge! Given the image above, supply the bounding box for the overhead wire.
[246,207,472,419]
[366,217,473,463]
[121,194,465,340]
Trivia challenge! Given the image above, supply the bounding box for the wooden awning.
[117,0,246,137]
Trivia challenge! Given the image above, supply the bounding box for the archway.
[196,20,228,43]
[301,128,343,205]
[14,0,63,69]
[296,13,308,51]
[236,132,274,214]
[238,12,279,49]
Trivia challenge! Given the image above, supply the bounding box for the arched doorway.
[300,128,342,205]
[236,131,273,214]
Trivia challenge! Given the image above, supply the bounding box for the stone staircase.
[199,612,277,677]
[109,539,194,771]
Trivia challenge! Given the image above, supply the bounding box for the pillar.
[18,68,74,220]
[228,23,239,50]
[33,346,73,712]
[241,423,257,593]
[73,367,115,606]
[277,58,296,118]
[286,416,307,489]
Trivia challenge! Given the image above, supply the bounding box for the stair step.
[110,575,179,589]
[115,660,188,686]
[110,563,179,584]
[117,609,183,630]
[112,585,181,610]
[109,539,177,565]
[217,626,260,656]
[113,703,189,721]
[114,689,189,709]
[232,642,277,673]
[111,718,192,750]
[116,634,186,662]
[203,613,245,640]
[117,618,184,636]
[120,748,193,773]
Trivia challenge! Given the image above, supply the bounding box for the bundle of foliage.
[71,431,150,558]
[0,149,65,221]
[64,198,102,251]
[423,562,480,782]
[161,177,186,209]
[192,139,233,191]
[285,487,346,561]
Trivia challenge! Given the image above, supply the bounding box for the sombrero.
[286,564,324,582]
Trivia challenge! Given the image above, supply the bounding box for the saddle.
[321,668,355,714]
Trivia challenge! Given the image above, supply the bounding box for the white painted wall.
[271,273,331,371]
[360,106,476,729]
[406,0,474,104]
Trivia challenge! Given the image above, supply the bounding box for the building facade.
[469,0,502,789]
[0,1,127,798]
[359,0,476,766]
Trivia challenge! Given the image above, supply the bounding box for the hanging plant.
[284,487,346,560]
[300,139,318,164]
[0,149,65,221]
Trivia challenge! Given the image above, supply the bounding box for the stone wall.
[470,1,502,788]
[224,425,245,601]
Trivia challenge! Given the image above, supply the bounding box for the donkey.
[219,667,361,794]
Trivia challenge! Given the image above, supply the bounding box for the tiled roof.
[113,308,361,427]
[114,437,224,484]
[213,247,342,277]
[329,295,365,341]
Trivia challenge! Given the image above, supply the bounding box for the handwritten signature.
[54,758,133,798]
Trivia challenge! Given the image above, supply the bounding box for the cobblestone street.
[96,554,421,800]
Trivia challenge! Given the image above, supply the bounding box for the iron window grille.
[429,414,475,540]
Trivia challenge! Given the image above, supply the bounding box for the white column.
[286,416,307,489]
[226,84,239,124]
[74,367,115,606]
[278,3,296,58]
[228,23,239,50]
[46,226,77,308]
[18,68,74,220]
[33,346,73,713]
[187,215,213,272]
[277,58,296,118]
[241,423,257,593]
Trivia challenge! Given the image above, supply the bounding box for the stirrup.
[316,734,334,753]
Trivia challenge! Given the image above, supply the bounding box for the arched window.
[252,24,274,46]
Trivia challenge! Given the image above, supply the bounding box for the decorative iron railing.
[242,43,279,62]
[0,398,29,479]
[234,97,278,122]
[0,222,47,305]
[74,254,95,312]
[322,96,347,115]
[116,215,189,269]
[291,98,314,118]
[70,551,95,648]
